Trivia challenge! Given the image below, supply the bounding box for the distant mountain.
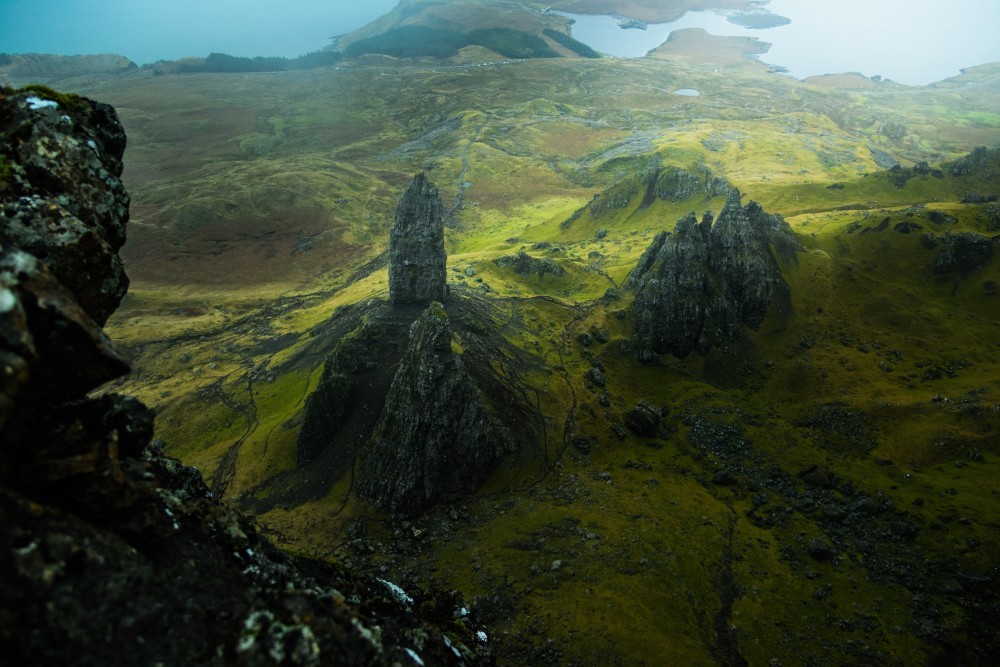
[0,53,137,84]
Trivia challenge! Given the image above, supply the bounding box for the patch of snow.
[443,635,462,658]
[404,647,425,666]
[26,96,59,110]
[377,577,414,605]
[0,288,17,314]
[476,630,488,643]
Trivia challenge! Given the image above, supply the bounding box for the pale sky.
[764,0,1000,83]
[0,0,399,64]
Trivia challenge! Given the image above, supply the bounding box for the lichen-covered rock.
[0,86,130,325]
[626,190,796,359]
[494,251,565,277]
[357,302,511,515]
[624,400,664,438]
[0,246,128,436]
[933,231,996,277]
[949,146,1000,177]
[388,173,447,306]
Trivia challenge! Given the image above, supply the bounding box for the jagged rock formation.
[564,163,731,228]
[388,173,447,305]
[295,309,410,469]
[295,177,520,514]
[933,231,997,277]
[950,146,1000,176]
[494,250,566,277]
[357,303,511,515]
[0,87,483,666]
[625,190,797,359]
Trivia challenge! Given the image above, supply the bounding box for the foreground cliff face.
[625,190,797,359]
[0,86,486,666]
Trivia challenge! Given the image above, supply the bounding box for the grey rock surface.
[626,190,796,359]
[357,302,511,515]
[388,173,447,305]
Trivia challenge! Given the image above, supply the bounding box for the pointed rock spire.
[388,173,447,306]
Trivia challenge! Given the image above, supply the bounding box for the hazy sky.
[1,0,997,83]
[0,0,399,64]
[764,0,1000,84]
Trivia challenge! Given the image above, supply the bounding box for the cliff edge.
[0,85,487,666]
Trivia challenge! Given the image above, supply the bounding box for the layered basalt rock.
[388,172,447,305]
[0,87,483,666]
[625,190,796,359]
[357,302,511,515]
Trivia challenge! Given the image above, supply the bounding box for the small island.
[727,9,791,30]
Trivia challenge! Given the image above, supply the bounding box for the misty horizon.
[0,0,399,65]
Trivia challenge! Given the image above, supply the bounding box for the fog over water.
[563,0,1000,85]
[0,0,398,65]
[0,0,997,84]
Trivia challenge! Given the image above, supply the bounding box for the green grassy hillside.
[45,11,1000,665]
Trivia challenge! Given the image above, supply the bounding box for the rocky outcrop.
[624,400,665,438]
[0,88,484,666]
[295,308,409,470]
[625,190,796,359]
[654,165,732,202]
[357,303,511,515]
[587,163,731,217]
[949,146,1000,177]
[388,173,447,306]
[494,250,566,277]
[0,86,130,325]
[933,231,996,277]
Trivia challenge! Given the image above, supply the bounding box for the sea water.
[558,0,1000,85]
[0,0,399,65]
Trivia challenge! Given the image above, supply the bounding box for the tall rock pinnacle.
[389,173,447,305]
